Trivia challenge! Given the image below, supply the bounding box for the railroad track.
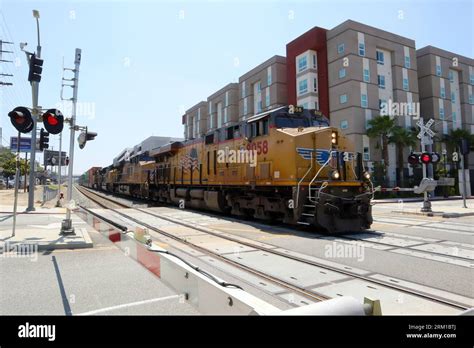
[75,185,471,311]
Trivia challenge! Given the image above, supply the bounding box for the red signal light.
[45,114,59,126]
[42,109,64,134]
[420,153,432,164]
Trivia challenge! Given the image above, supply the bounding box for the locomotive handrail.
[308,149,334,202]
[295,152,314,208]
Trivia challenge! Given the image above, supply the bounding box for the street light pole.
[60,48,81,235]
[26,10,41,212]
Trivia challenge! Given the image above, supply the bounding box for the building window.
[439,107,445,119]
[469,94,474,105]
[339,68,346,79]
[470,74,474,85]
[363,69,370,82]
[340,94,347,104]
[378,74,385,89]
[337,43,345,54]
[217,102,223,128]
[256,81,261,93]
[361,94,368,108]
[363,146,370,161]
[358,43,365,56]
[436,65,442,76]
[257,101,263,113]
[452,112,457,122]
[302,102,308,109]
[403,78,409,91]
[298,56,307,72]
[340,120,348,129]
[225,91,229,107]
[243,98,248,116]
[265,92,270,107]
[449,71,454,82]
[404,56,410,68]
[241,81,246,98]
[441,87,446,98]
[313,78,317,92]
[312,54,317,69]
[451,92,455,103]
[376,50,384,65]
[314,101,319,110]
[298,79,308,95]
[442,121,448,135]
[267,67,272,85]
[224,108,228,124]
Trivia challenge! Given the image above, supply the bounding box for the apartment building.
[207,83,239,135]
[183,101,208,140]
[325,20,419,184]
[417,46,474,170]
[286,26,329,116]
[238,55,288,121]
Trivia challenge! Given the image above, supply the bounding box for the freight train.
[81,106,374,233]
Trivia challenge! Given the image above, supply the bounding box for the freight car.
[87,106,374,233]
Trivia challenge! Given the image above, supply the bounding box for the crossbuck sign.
[416,118,436,146]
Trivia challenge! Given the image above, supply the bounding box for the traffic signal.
[460,139,470,155]
[42,109,64,134]
[78,129,97,149]
[28,54,43,83]
[8,106,34,133]
[39,128,49,151]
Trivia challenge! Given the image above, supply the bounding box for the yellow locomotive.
[90,106,373,233]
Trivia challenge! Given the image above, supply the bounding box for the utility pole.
[0,40,14,86]
[26,10,42,212]
[61,48,81,235]
[56,132,62,206]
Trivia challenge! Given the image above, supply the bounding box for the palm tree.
[367,116,396,185]
[444,129,474,152]
[389,126,417,186]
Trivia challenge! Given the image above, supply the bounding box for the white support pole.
[61,48,81,235]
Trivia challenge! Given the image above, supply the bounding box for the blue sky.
[0,0,472,174]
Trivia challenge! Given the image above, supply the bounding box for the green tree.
[389,126,417,186]
[366,115,396,185]
[443,128,474,151]
[0,148,15,178]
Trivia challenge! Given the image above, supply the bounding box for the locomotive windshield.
[275,116,310,128]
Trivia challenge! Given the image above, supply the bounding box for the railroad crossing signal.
[39,128,49,151]
[42,109,64,134]
[416,118,435,145]
[407,152,440,165]
[8,106,34,133]
[28,54,43,82]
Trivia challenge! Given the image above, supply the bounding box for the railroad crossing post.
[12,132,21,237]
[60,48,81,235]
[416,118,435,213]
[26,10,42,212]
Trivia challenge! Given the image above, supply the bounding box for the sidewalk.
[0,186,93,251]
[373,198,474,218]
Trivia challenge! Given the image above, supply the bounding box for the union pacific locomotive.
[83,106,374,233]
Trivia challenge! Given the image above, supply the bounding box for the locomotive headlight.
[330,170,340,180]
[363,171,371,180]
[331,131,338,145]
